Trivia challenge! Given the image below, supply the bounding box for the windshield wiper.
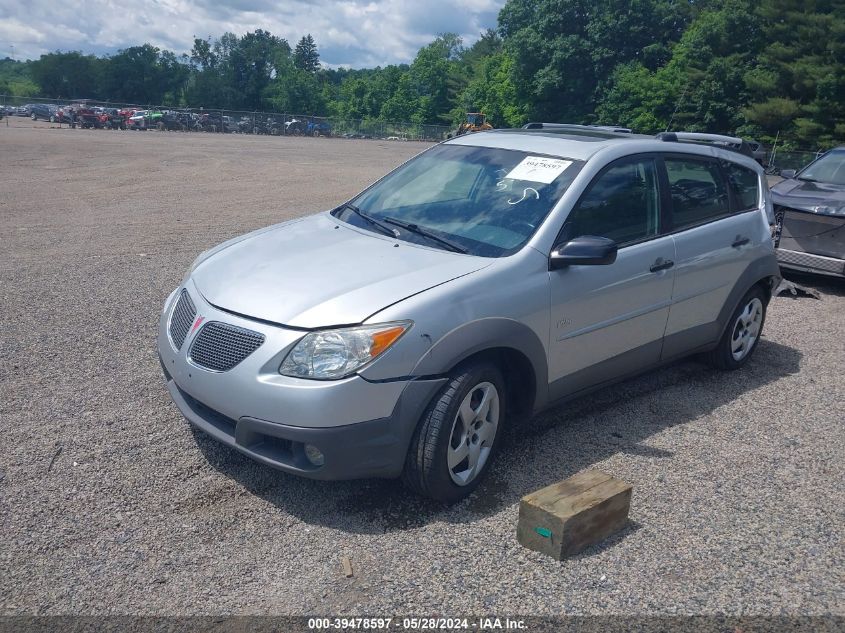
[338,202,398,238]
[382,216,469,254]
[797,175,819,182]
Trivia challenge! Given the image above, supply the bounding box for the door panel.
[548,237,676,398]
[663,213,757,354]
[547,155,675,399]
[661,156,760,358]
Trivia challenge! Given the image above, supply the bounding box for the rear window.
[723,161,759,211]
[665,157,730,229]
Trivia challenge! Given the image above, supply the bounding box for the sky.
[0,0,505,67]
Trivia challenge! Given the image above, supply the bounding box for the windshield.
[334,144,583,257]
[798,150,845,185]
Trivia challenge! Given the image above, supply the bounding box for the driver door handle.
[732,236,750,248]
[649,258,674,273]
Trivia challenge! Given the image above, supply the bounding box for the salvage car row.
[6,103,332,135]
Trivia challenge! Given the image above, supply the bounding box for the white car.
[128,110,148,130]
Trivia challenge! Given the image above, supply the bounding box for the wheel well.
[454,347,536,419]
[754,276,776,304]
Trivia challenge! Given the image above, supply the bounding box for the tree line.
[1,0,842,147]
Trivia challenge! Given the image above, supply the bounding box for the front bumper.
[163,369,444,479]
[157,282,446,480]
[775,206,845,277]
[776,248,845,278]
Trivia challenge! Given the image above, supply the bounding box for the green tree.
[456,51,526,127]
[499,0,693,123]
[744,0,845,145]
[0,58,39,96]
[409,34,463,123]
[229,30,291,110]
[294,35,320,73]
[187,37,226,107]
[380,72,419,122]
[190,38,217,69]
[30,52,101,98]
[598,0,762,134]
[100,44,191,105]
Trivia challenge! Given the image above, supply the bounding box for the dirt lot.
[1,120,843,617]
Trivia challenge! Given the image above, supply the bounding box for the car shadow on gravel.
[191,338,801,536]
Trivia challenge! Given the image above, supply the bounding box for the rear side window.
[723,161,759,211]
[565,158,660,245]
[665,158,730,229]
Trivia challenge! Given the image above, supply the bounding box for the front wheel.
[403,362,505,503]
[705,286,767,370]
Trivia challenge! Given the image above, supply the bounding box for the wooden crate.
[517,469,632,560]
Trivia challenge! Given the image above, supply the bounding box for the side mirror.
[550,235,618,270]
[779,169,796,180]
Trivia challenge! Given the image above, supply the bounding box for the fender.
[662,252,781,361]
[716,252,781,339]
[411,317,550,411]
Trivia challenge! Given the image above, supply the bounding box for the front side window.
[563,158,660,245]
[722,161,759,211]
[666,157,730,229]
[334,144,583,257]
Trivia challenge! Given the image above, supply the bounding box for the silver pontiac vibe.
[158,125,781,502]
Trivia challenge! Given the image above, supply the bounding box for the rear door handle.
[732,236,750,248]
[649,258,674,273]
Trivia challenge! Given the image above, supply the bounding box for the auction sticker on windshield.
[505,156,573,183]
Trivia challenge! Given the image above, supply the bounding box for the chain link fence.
[0,95,452,141]
[2,95,835,164]
[765,147,827,174]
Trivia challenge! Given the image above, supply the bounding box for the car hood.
[771,178,845,212]
[191,213,490,328]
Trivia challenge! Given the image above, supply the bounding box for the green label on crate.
[535,527,552,539]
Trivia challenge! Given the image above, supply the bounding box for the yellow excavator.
[455,112,493,136]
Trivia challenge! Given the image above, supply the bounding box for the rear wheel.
[403,362,505,503]
[705,286,767,370]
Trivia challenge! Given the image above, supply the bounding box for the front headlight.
[279,321,412,379]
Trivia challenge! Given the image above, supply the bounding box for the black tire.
[704,285,767,370]
[403,362,506,503]
[31,113,37,121]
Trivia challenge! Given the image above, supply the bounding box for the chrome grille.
[189,322,265,372]
[168,289,196,350]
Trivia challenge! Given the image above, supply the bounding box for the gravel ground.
[1,121,843,617]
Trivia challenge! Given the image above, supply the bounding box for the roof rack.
[655,131,755,159]
[656,131,742,145]
[523,122,633,134]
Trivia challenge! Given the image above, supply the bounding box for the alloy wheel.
[447,382,500,486]
[731,297,763,361]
